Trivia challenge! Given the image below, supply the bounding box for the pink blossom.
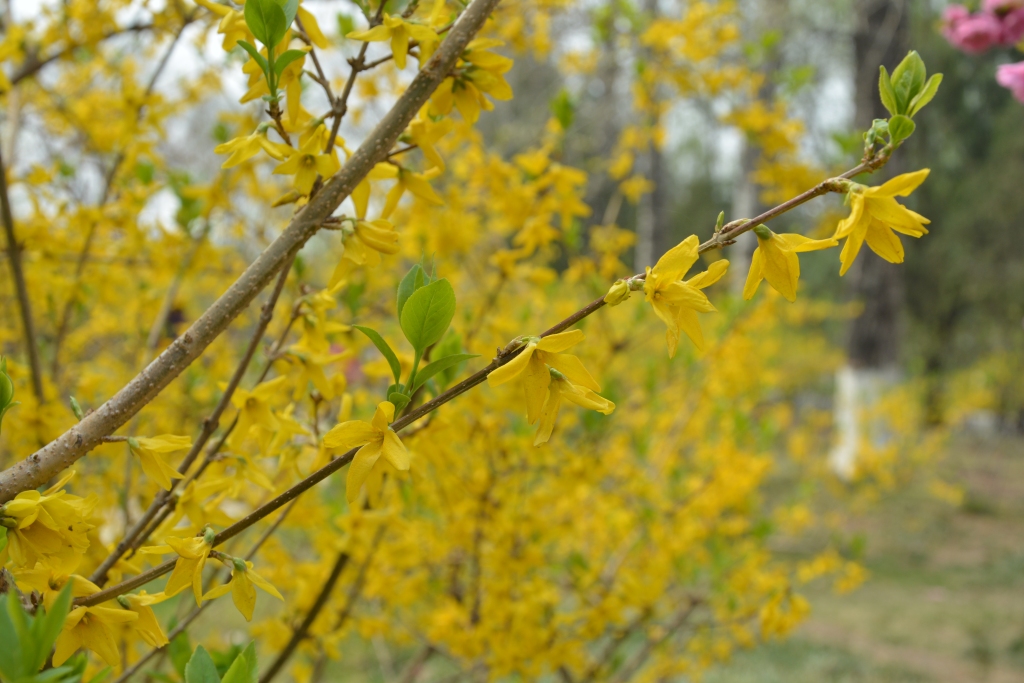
[945,11,1005,53]
[983,0,1024,14]
[1000,8,1024,44]
[996,61,1024,102]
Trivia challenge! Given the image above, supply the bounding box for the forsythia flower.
[1,472,94,569]
[118,591,171,648]
[348,14,440,70]
[383,167,445,218]
[742,225,837,302]
[487,330,613,442]
[643,236,729,356]
[54,605,138,666]
[230,376,288,447]
[834,169,931,276]
[408,108,454,171]
[534,369,615,446]
[204,557,283,621]
[128,435,191,490]
[323,401,410,503]
[214,127,291,168]
[141,529,215,605]
[12,567,100,611]
[274,134,341,195]
[330,219,401,286]
[430,39,513,123]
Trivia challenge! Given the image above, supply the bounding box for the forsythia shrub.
[0,0,943,680]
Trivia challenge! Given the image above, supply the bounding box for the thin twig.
[109,501,297,683]
[0,146,44,401]
[89,261,293,586]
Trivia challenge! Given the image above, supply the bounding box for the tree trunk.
[830,0,909,479]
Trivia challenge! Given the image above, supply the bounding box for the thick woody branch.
[76,154,893,608]
[0,0,504,503]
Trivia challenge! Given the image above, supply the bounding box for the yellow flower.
[213,128,291,168]
[329,218,401,286]
[203,558,283,621]
[141,529,214,605]
[833,169,930,276]
[129,435,191,490]
[118,591,171,648]
[382,167,444,218]
[1,471,95,570]
[643,236,729,356]
[298,6,330,49]
[54,605,138,666]
[229,376,288,447]
[534,370,615,446]
[323,401,410,503]
[429,39,513,123]
[604,279,632,306]
[347,14,440,70]
[488,329,605,427]
[12,566,100,611]
[408,108,454,171]
[194,0,250,50]
[742,226,837,302]
[273,134,341,195]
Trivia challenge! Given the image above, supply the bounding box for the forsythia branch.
[0,0,506,503]
[75,152,894,608]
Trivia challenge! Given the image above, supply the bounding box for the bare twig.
[88,261,293,587]
[0,146,44,401]
[0,0,505,502]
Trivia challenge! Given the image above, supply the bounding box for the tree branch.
[75,152,894,608]
[0,0,505,502]
[0,146,44,401]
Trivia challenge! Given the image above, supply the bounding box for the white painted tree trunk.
[829,365,900,480]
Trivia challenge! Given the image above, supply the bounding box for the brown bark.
[845,0,909,369]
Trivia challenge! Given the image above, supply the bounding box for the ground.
[708,434,1024,683]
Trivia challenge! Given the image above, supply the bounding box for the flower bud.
[604,279,631,306]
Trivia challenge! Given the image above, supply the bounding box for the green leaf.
[877,66,898,117]
[85,666,114,683]
[550,88,575,131]
[237,40,269,78]
[908,73,942,117]
[170,630,193,679]
[274,49,306,76]
[220,642,258,683]
[396,264,426,318]
[185,646,221,683]
[277,0,299,26]
[354,325,402,384]
[411,354,478,393]
[887,114,915,144]
[890,50,926,115]
[245,0,288,48]
[0,526,7,555]
[244,0,273,45]
[33,584,74,670]
[388,392,411,412]
[400,278,456,354]
[0,592,22,680]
